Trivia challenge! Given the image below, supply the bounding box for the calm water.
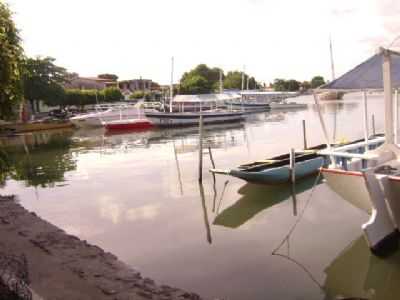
[1,94,399,300]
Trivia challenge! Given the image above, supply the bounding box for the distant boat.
[70,104,142,128]
[102,118,154,131]
[144,110,244,127]
[270,101,307,110]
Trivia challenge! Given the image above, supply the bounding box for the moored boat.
[102,118,154,131]
[210,145,327,185]
[315,47,400,256]
[144,110,244,127]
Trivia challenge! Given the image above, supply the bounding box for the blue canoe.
[210,145,327,185]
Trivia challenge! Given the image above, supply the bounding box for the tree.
[129,91,145,100]
[311,76,326,88]
[102,87,122,102]
[98,74,118,81]
[301,81,311,91]
[0,2,24,119]
[272,78,300,91]
[23,57,68,113]
[180,64,222,94]
[180,75,210,94]
[223,71,242,90]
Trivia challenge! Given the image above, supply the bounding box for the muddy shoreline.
[0,195,203,300]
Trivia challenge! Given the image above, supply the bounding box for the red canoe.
[103,119,154,131]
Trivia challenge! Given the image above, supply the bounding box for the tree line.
[272,76,326,91]
[179,64,260,95]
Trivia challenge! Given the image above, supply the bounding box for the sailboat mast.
[170,56,174,113]
[219,69,223,94]
[329,36,336,81]
[241,65,245,91]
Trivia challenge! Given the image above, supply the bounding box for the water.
[1,93,398,300]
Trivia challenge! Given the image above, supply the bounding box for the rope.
[272,169,322,254]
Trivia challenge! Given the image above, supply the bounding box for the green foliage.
[180,64,222,94]
[272,78,300,91]
[129,90,145,99]
[180,75,210,94]
[223,71,258,90]
[64,89,97,108]
[102,87,122,102]
[62,87,122,109]
[97,73,118,81]
[311,76,326,88]
[301,81,311,90]
[23,56,68,112]
[0,2,24,119]
[223,71,242,90]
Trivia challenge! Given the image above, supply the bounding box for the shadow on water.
[323,235,400,300]
[213,175,322,229]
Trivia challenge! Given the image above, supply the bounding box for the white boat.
[270,101,307,110]
[70,104,143,128]
[315,47,400,256]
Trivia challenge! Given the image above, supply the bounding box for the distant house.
[118,79,160,92]
[64,75,117,90]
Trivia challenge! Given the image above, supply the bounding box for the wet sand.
[0,195,203,300]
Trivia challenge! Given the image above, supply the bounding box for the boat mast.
[219,69,223,94]
[329,36,336,81]
[170,56,174,113]
[241,65,245,91]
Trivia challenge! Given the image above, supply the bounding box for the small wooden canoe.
[210,145,327,185]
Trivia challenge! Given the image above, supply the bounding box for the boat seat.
[374,165,399,175]
[254,159,279,164]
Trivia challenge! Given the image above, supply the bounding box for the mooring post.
[198,115,204,182]
[372,114,376,136]
[302,119,307,149]
[289,148,297,216]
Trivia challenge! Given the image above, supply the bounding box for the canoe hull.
[230,156,325,184]
[104,120,153,131]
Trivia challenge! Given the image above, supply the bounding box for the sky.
[6,0,400,85]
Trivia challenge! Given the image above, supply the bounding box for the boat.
[315,47,400,256]
[269,101,307,110]
[210,136,384,185]
[70,104,143,128]
[224,100,270,112]
[102,118,153,131]
[210,145,327,184]
[145,58,244,127]
[144,110,244,127]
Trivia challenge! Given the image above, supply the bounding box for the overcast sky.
[6,0,400,85]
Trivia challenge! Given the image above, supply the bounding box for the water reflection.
[324,236,400,300]
[0,130,76,187]
[214,176,321,229]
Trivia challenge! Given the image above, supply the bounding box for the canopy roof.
[321,48,400,90]
[173,93,240,103]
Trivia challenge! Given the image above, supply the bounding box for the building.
[118,79,159,92]
[64,74,117,90]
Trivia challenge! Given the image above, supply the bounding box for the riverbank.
[0,195,203,300]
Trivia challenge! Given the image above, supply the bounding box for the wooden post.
[372,114,376,136]
[208,146,216,169]
[198,115,204,182]
[302,120,307,149]
[289,148,297,216]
